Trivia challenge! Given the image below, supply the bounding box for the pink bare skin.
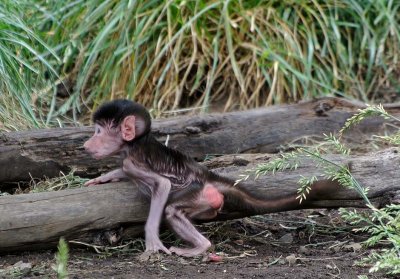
[84,168,126,186]
[122,158,171,257]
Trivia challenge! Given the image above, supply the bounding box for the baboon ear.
[121,115,136,141]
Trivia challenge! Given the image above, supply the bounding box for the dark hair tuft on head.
[93,99,151,132]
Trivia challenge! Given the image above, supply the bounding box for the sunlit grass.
[29,0,399,117]
[1,0,399,129]
[0,1,60,131]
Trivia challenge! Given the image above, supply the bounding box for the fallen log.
[1,97,399,185]
[0,149,399,252]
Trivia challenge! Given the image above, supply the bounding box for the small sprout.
[339,105,391,137]
[324,133,350,155]
[296,175,317,203]
[377,132,400,145]
[53,238,69,279]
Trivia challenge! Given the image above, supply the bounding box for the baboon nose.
[83,141,89,151]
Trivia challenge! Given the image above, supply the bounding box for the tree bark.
[1,97,399,185]
[0,149,399,252]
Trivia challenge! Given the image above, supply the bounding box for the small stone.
[299,246,309,255]
[12,261,32,275]
[286,254,297,266]
[344,242,362,252]
[185,126,201,134]
[278,233,293,244]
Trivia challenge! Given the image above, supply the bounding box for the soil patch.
[0,210,387,279]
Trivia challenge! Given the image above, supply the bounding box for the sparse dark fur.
[85,99,304,258]
[94,99,151,135]
[94,99,296,214]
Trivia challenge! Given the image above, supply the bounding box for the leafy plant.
[240,104,400,274]
[341,204,400,275]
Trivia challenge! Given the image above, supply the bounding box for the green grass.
[0,0,60,131]
[0,0,399,129]
[29,0,400,117]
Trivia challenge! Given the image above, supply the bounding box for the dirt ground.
[0,209,390,279]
